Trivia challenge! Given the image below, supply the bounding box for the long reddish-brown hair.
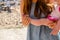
[23,0,52,18]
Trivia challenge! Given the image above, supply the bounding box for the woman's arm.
[50,19,60,35]
[20,0,24,15]
[20,0,52,26]
[30,18,53,26]
[20,0,31,26]
[20,0,37,13]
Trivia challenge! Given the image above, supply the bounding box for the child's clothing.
[47,4,60,40]
[48,6,60,21]
[47,5,60,29]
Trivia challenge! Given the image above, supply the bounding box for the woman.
[20,0,59,40]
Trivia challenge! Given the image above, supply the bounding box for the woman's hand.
[22,15,30,26]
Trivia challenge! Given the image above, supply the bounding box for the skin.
[49,0,55,4]
[50,0,60,35]
[20,0,24,15]
[56,0,60,5]
[21,0,52,26]
[50,20,60,35]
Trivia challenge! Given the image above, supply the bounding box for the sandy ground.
[0,1,28,40]
[0,27,27,40]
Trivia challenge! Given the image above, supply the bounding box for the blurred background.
[0,0,27,40]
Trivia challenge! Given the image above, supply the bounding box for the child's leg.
[58,31,60,40]
[50,20,60,35]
